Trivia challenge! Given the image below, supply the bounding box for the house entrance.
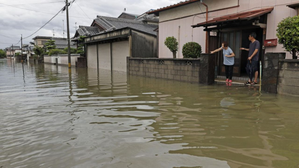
[218,28,263,77]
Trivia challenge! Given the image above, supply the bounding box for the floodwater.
[0,59,299,168]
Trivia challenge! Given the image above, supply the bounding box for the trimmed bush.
[48,49,66,56]
[277,15,299,59]
[164,36,178,58]
[182,42,202,58]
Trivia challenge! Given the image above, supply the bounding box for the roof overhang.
[192,7,274,29]
[148,0,198,16]
[287,3,299,9]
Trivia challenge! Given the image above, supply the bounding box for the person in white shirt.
[211,42,235,84]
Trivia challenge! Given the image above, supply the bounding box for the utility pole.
[66,0,71,69]
[21,34,23,61]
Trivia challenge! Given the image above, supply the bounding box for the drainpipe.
[200,0,209,53]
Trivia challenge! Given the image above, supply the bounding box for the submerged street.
[1,59,299,168]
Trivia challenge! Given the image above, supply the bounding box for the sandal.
[245,81,251,85]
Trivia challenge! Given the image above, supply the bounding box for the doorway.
[218,28,263,77]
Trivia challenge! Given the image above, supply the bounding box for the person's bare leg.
[254,71,258,83]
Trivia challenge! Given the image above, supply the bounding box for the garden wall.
[127,54,215,85]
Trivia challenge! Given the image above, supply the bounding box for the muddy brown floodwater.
[1,59,299,168]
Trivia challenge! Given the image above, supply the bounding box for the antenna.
[74,22,77,32]
[62,20,65,38]
[53,29,55,37]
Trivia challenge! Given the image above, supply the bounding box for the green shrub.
[164,36,178,58]
[48,49,66,56]
[63,47,77,54]
[182,42,202,58]
[277,15,299,59]
[0,49,6,58]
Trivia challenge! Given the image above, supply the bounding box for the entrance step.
[215,76,260,86]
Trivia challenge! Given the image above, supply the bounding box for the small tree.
[276,15,299,59]
[63,47,76,54]
[164,36,178,58]
[49,49,66,56]
[76,36,86,55]
[182,42,202,58]
[33,46,44,57]
[44,39,56,51]
[0,49,6,58]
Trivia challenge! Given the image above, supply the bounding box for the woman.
[211,42,235,84]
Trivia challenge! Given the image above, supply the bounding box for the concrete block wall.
[262,52,286,94]
[127,54,215,85]
[278,60,299,96]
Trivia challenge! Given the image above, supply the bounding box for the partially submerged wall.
[44,54,80,67]
[127,54,215,85]
[278,59,299,97]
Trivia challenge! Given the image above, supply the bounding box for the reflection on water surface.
[0,59,299,168]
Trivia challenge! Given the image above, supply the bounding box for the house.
[148,0,299,77]
[5,46,21,57]
[74,14,158,72]
[33,36,76,49]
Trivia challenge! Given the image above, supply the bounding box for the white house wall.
[87,44,97,69]
[158,0,299,59]
[159,0,239,22]
[112,41,129,72]
[159,15,206,58]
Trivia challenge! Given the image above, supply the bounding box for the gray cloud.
[0,0,180,49]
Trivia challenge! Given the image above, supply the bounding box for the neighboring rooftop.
[118,12,139,20]
[93,16,158,36]
[73,26,100,39]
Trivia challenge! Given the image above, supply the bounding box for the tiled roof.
[95,16,158,36]
[77,26,100,36]
[148,0,198,15]
[192,7,274,27]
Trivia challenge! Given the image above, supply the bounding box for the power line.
[23,7,65,39]
[0,2,60,15]
[74,1,91,19]
[9,1,64,6]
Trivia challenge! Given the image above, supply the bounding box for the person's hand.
[240,48,244,50]
[225,55,228,57]
[248,57,252,61]
[211,51,215,54]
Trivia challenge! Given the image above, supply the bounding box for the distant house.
[33,36,76,49]
[5,46,21,57]
[149,0,299,77]
[73,13,158,72]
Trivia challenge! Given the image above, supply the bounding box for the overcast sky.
[0,0,181,49]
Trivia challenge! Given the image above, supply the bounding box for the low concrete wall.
[44,54,80,67]
[262,52,286,94]
[278,59,299,96]
[127,54,215,85]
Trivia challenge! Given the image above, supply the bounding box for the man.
[240,32,260,85]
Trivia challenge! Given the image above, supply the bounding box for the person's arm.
[240,47,249,51]
[225,52,235,57]
[248,49,258,60]
[211,47,222,54]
